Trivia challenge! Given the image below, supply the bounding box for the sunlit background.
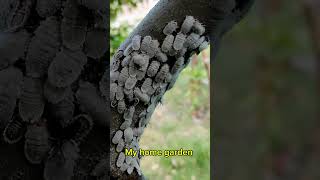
[111,0,210,179]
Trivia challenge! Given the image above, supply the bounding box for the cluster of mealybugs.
[0,0,108,179]
[108,15,209,176]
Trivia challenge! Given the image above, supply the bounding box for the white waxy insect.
[26,16,61,78]
[120,163,129,172]
[117,100,126,114]
[161,34,174,53]
[124,43,134,57]
[3,115,25,144]
[36,0,61,18]
[120,120,131,130]
[0,30,30,70]
[19,77,45,124]
[155,64,170,83]
[173,33,187,51]
[147,61,160,77]
[155,51,168,62]
[146,39,160,58]
[24,121,50,164]
[123,106,135,121]
[132,35,141,50]
[44,80,71,104]
[112,130,123,144]
[127,166,134,174]
[125,156,133,165]
[118,67,129,86]
[110,83,117,102]
[116,86,125,101]
[110,70,120,83]
[163,21,178,35]
[140,36,152,53]
[134,88,150,104]
[176,48,187,58]
[44,140,79,180]
[72,114,93,144]
[61,0,88,50]
[124,88,134,102]
[6,0,33,31]
[190,36,205,50]
[125,76,137,90]
[84,29,108,59]
[199,40,209,52]
[193,20,205,35]
[112,50,124,71]
[116,139,125,153]
[128,60,138,77]
[49,92,75,128]
[181,16,195,34]
[133,54,149,71]
[0,67,23,128]
[124,127,133,143]
[48,48,87,88]
[171,57,185,74]
[121,55,131,67]
[184,33,200,50]
[116,152,126,168]
[141,78,155,95]
[77,0,107,11]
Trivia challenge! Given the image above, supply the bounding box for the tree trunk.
[111,0,254,179]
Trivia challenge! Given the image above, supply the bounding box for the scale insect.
[116,86,125,101]
[24,121,50,164]
[181,16,195,34]
[19,77,45,124]
[123,106,135,122]
[118,67,129,86]
[199,40,209,52]
[161,34,174,53]
[116,138,125,153]
[116,152,126,168]
[147,61,160,77]
[49,92,75,128]
[192,20,205,35]
[173,33,187,51]
[155,51,168,62]
[132,35,141,50]
[155,64,170,83]
[112,130,123,144]
[134,88,150,104]
[117,100,126,114]
[171,57,185,74]
[61,0,88,50]
[163,20,178,35]
[125,76,137,90]
[141,78,155,95]
[26,16,61,78]
[48,48,87,88]
[124,127,133,143]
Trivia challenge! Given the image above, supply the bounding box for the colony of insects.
[110,15,210,176]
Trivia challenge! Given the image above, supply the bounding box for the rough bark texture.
[111,0,254,179]
[0,0,110,179]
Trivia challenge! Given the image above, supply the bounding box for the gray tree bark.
[111,0,255,179]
